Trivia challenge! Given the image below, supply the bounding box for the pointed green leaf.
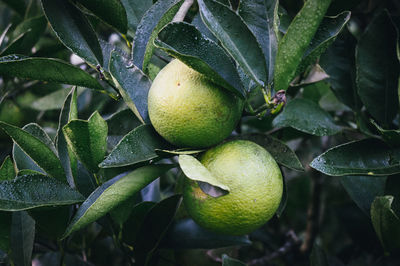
[371,196,400,253]
[109,51,151,123]
[371,120,400,147]
[238,0,278,82]
[296,11,351,76]
[179,155,230,193]
[120,0,152,32]
[239,134,304,171]
[155,148,204,157]
[198,0,267,86]
[272,98,342,136]
[57,88,79,187]
[63,111,108,173]
[41,0,103,66]
[134,194,182,265]
[274,0,332,91]
[160,218,251,249]
[10,211,35,266]
[0,173,84,211]
[340,175,387,215]
[0,156,16,181]
[356,10,399,125]
[132,0,183,71]
[62,164,174,238]
[0,55,103,90]
[0,122,66,181]
[1,0,26,16]
[222,254,246,266]
[100,125,169,168]
[28,206,71,240]
[310,139,400,176]
[75,0,128,33]
[155,22,245,98]
[31,88,74,111]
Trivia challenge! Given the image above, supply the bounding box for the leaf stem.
[172,0,194,22]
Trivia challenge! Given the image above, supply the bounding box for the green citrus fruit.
[147,59,243,148]
[183,140,283,235]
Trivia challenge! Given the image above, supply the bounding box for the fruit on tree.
[183,140,283,235]
[147,59,243,148]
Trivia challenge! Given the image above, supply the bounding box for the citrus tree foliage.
[0,0,399,265]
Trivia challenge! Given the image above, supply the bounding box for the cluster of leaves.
[0,0,400,265]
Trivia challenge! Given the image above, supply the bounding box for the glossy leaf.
[198,0,267,86]
[155,148,204,157]
[75,0,128,33]
[155,22,245,98]
[356,10,399,125]
[109,51,151,123]
[31,88,74,111]
[100,125,169,168]
[0,156,15,181]
[0,173,84,211]
[41,0,103,66]
[0,55,103,90]
[179,155,230,194]
[340,175,387,215]
[239,134,304,171]
[29,206,71,239]
[0,212,11,251]
[57,88,79,187]
[120,0,152,32]
[191,13,217,42]
[371,120,400,147]
[134,194,182,265]
[132,0,183,71]
[272,98,342,136]
[371,196,400,253]
[238,0,278,82]
[310,138,400,176]
[62,164,173,238]
[160,218,251,249]
[0,122,66,181]
[274,0,332,91]
[10,211,35,266]
[222,254,247,266]
[319,29,359,110]
[297,11,351,76]
[63,111,108,173]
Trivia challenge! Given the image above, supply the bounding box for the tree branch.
[173,0,194,22]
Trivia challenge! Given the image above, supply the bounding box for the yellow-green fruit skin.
[183,140,283,235]
[148,59,243,148]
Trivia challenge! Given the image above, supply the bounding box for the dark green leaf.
[371,120,400,147]
[63,111,108,173]
[75,0,128,33]
[272,98,342,136]
[310,243,329,266]
[100,125,169,168]
[0,55,103,90]
[274,0,332,91]
[191,13,216,42]
[222,254,247,266]
[0,156,15,181]
[1,0,26,16]
[134,194,182,265]
[5,15,47,55]
[310,138,400,176]
[356,10,399,125]
[41,0,103,66]
[371,196,400,253]
[0,173,84,211]
[132,0,183,71]
[31,88,74,111]
[74,161,97,197]
[62,164,173,238]
[109,51,151,123]
[120,0,152,32]
[122,201,156,245]
[198,0,267,86]
[238,0,278,82]
[160,218,251,249]
[0,122,66,181]
[297,11,351,76]
[155,22,245,98]
[340,175,387,215]
[319,29,359,110]
[0,212,11,252]
[29,207,71,239]
[276,175,287,218]
[109,194,138,226]
[239,134,304,171]
[57,88,79,187]
[10,211,35,266]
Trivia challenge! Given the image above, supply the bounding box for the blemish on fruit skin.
[177,82,181,86]
[367,171,374,175]
[253,199,257,203]
[193,187,208,200]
